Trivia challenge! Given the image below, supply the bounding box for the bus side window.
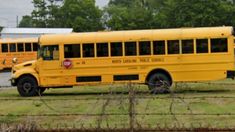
[196,39,208,53]
[1,43,8,53]
[17,43,24,52]
[211,38,228,53]
[64,44,80,58]
[153,40,165,55]
[139,41,151,55]
[125,42,137,56]
[10,43,16,52]
[111,42,122,57]
[167,40,180,54]
[33,43,38,51]
[182,39,194,54]
[53,48,59,60]
[25,43,32,52]
[83,43,94,58]
[97,43,108,57]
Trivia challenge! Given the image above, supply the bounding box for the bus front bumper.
[227,71,235,79]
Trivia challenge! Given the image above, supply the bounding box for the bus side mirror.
[12,57,18,64]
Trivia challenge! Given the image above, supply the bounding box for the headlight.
[12,57,18,64]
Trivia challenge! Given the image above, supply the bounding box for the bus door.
[37,45,63,86]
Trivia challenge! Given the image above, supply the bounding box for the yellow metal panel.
[39,27,233,45]
[0,38,38,70]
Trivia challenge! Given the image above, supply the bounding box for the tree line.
[19,0,235,32]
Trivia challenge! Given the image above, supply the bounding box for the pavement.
[0,72,11,87]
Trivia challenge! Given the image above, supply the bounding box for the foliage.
[105,0,235,30]
[19,0,235,31]
[19,16,34,27]
[59,0,104,32]
[153,0,235,28]
[104,0,155,30]
[20,0,104,32]
[31,0,48,27]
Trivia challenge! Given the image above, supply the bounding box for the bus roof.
[39,26,233,45]
[0,37,38,43]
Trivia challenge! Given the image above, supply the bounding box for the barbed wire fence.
[1,82,235,131]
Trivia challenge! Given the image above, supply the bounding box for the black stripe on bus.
[76,76,101,82]
[113,75,139,81]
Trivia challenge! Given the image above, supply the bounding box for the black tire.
[148,73,171,94]
[39,87,46,94]
[17,76,42,97]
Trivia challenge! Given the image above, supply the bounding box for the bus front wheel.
[148,73,171,94]
[17,76,43,97]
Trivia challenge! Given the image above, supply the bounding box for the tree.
[31,0,48,27]
[19,0,104,31]
[20,0,235,30]
[104,0,156,30]
[59,0,104,32]
[154,0,235,28]
[19,15,33,27]
[104,0,235,30]
[108,0,134,7]
[46,0,62,27]
[20,0,61,28]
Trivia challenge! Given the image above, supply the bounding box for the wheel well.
[146,69,172,85]
[16,74,38,85]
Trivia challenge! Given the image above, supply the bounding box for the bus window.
[125,42,137,56]
[196,39,208,53]
[211,38,228,53]
[64,44,81,58]
[182,39,194,54]
[153,40,165,55]
[97,43,108,57]
[10,43,16,52]
[33,43,38,51]
[139,41,151,55]
[25,43,32,52]
[17,43,24,52]
[167,40,179,54]
[83,43,94,58]
[111,42,122,57]
[1,43,8,53]
[41,45,59,60]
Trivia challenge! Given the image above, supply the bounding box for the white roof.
[1,28,73,34]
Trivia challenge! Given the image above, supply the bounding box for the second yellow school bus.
[11,26,235,96]
[0,38,38,71]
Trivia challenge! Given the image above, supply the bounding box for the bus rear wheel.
[17,76,43,97]
[148,73,171,94]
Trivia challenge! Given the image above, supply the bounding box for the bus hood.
[13,60,36,70]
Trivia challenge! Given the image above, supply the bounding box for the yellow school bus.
[0,38,38,71]
[11,26,235,96]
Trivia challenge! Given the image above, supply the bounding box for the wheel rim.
[155,76,165,87]
[150,75,170,94]
[22,82,33,93]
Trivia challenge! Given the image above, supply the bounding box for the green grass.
[1,80,235,128]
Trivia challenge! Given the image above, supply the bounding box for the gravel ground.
[0,72,11,87]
